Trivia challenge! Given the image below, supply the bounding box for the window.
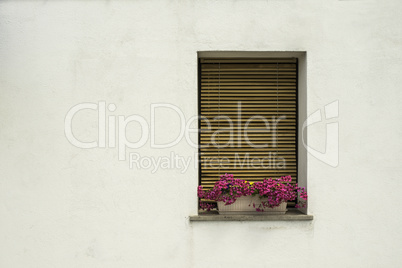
[198,53,304,208]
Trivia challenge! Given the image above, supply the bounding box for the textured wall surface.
[1,1,402,267]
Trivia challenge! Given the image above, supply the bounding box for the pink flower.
[198,174,308,211]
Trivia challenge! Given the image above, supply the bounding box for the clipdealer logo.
[64,100,339,172]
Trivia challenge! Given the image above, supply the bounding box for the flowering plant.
[198,174,307,212]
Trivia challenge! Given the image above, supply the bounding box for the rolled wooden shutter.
[199,58,297,189]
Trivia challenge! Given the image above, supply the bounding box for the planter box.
[217,196,287,215]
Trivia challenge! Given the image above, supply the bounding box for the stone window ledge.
[189,209,313,221]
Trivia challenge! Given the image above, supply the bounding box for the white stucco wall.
[1,1,402,267]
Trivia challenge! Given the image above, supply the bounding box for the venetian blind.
[199,58,298,189]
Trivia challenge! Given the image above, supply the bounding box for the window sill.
[189,209,313,221]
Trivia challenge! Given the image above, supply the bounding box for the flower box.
[217,196,287,215]
[198,174,307,213]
